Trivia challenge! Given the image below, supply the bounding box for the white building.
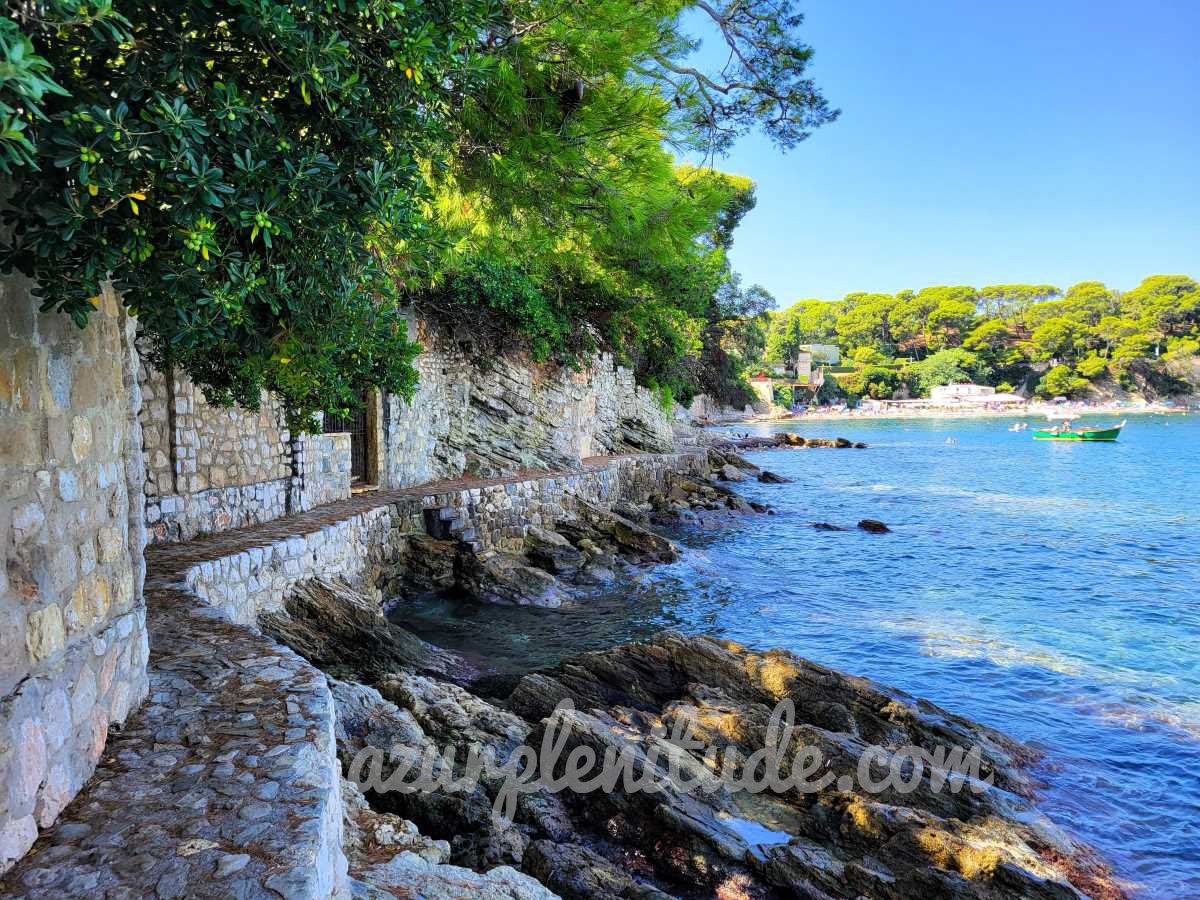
[930,383,995,402]
[799,344,840,365]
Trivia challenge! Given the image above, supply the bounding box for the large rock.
[498,633,1114,899]
[457,551,566,608]
[566,500,679,564]
[350,852,556,900]
[261,577,473,683]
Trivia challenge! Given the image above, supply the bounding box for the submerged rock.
[857,518,890,533]
[812,522,849,531]
[756,469,791,483]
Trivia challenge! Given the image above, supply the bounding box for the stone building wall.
[138,360,365,543]
[0,279,149,874]
[296,433,353,513]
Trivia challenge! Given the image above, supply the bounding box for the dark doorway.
[323,400,369,484]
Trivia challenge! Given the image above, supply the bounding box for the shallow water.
[393,413,1200,896]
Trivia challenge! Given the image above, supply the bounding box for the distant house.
[930,383,995,402]
[800,344,840,365]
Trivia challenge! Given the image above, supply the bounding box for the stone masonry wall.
[183,450,706,626]
[138,358,297,544]
[0,279,149,874]
[132,310,678,544]
[296,433,352,513]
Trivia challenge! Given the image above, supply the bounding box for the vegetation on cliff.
[1,0,835,425]
[763,276,1200,401]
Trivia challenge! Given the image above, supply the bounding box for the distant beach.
[706,400,1193,426]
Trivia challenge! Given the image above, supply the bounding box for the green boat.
[1032,419,1126,442]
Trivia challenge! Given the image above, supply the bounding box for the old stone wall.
[179,450,705,625]
[138,358,299,543]
[296,433,352,513]
[0,279,149,873]
[132,311,679,544]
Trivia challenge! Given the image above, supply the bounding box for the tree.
[843,365,901,400]
[1077,354,1110,379]
[1038,364,1089,399]
[1062,281,1115,327]
[765,300,837,363]
[2,0,501,429]
[978,284,1060,319]
[1027,317,1082,363]
[903,348,991,396]
[834,293,897,356]
[848,346,889,367]
[892,287,976,356]
[1123,275,1200,352]
[926,297,977,350]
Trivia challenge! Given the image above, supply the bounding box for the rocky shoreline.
[260,455,1123,900]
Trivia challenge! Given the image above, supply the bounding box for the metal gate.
[323,401,368,484]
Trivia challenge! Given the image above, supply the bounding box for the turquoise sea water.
[397,414,1200,896]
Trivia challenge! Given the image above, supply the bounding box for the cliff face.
[382,314,678,486]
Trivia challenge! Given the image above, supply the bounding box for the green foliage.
[3,0,501,430]
[1076,354,1110,379]
[1038,364,1090,399]
[766,276,1197,401]
[1027,317,1082,362]
[435,257,568,362]
[842,365,901,401]
[848,346,889,367]
[902,348,992,396]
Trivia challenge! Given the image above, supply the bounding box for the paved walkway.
[1,452,693,898]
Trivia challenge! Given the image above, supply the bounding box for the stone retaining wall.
[178,450,706,626]
[134,311,680,546]
[0,280,149,874]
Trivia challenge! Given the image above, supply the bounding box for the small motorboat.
[1032,414,1125,442]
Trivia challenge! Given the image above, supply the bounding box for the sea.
[395,413,1200,896]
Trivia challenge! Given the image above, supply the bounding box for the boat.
[1032,415,1126,442]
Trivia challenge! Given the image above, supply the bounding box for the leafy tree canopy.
[2,0,503,430]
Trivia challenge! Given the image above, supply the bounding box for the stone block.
[26,605,65,661]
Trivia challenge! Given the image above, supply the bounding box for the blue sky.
[702,0,1200,306]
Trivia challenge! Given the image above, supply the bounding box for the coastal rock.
[568,500,679,563]
[756,469,791,483]
[857,518,891,533]
[457,551,566,608]
[495,632,1108,899]
[261,577,473,683]
[812,522,848,531]
[523,839,673,899]
[524,526,588,578]
[719,463,748,482]
[350,852,556,900]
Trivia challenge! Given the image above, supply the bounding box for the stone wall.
[138,359,300,543]
[296,432,352,512]
[133,311,679,544]
[180,450,706,625]
[383,313,677,488]
[0,279,149,873]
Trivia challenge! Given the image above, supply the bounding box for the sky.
[700,0,1200,306]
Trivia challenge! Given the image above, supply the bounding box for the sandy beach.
[703,400,1194,426]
